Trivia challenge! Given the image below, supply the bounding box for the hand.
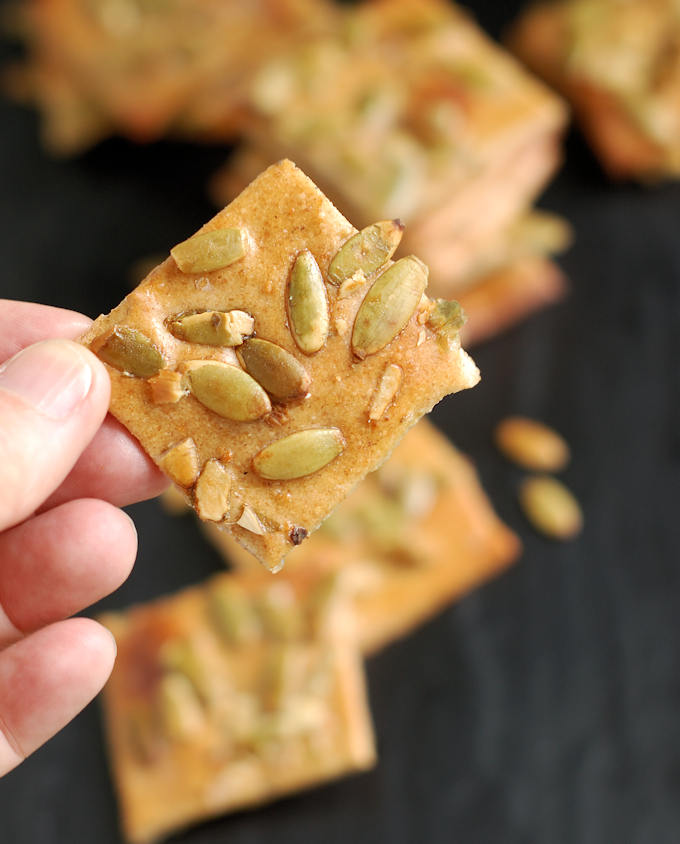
[0,299,167,776]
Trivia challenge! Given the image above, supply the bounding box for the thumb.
[0,339,110,531]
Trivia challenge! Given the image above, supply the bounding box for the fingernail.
[0,340,94,420]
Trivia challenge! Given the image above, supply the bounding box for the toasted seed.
[333,315,349,336]
[287,250,329,355]
[158,673,205,741]
[252,428,345,480]
[188,362,271,421]
[194,459,231,521]
[495,417,570,472]
[148,369,186,403]
[426,299,466,346]
[368,363,403,422]
[511,211,573,255]
[338,274,368,299]
[160,639,207,702]
[168,310,254,346]
[207,580,260,646]
[328,220,404,285]
[236,504,266,535]
[94,325,164,377]
[126,707,163,765]
[238,338,310,401]
[352,256,428,358]
[519,476,583,540]
[308,572,341,637]
[159,438,199,487]
[257,582,304,641]
[261,645,295,711]
[170,227,246,273]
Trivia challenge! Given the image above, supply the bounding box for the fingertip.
[0,618,118,775]
[81,499,139,588]
[0,341,112,531]
[0,498,139,637]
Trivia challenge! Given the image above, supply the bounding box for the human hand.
[0,299,168,776]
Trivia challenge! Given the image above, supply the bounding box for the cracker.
[80,160,479,570]
[201,419,521,654]
[210,0,568,335]
[100,569,375,844]
[509,0,680,180]
[234,0,566,267]
[458,255,567,346]
[9,0,336,148]
[212,150,570,344]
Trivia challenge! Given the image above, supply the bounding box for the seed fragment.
[194,459,231,521]
[160,639,208,702]
[148,369,186,404]
[495,417,570,472]
[257,582,303,641]
[126,707,163,765]
[159,438,199,488]
[519,476,583,540]
[426,299,466,345]
[207,580,260,646]
[168,310,253,346]
[188,361,271,421]
[308,572,341,637]
[338,274,368,299]
[170,227,246,273]
[368,363,403,422]
[252,428,346,481]
[287,250,329,355]
[261,645,295,712]
[236,504,267,535]
[333,315,349,337]
[238,338,310,401]
[158,673,205,741]
[93,325,164,377]
[328,220,404,285]
[352,256,428,358]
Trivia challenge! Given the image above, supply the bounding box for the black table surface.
[1,2,679,842]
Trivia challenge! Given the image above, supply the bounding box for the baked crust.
[80,160,479,570]
[201,419,521,654]
[6,0,336,150]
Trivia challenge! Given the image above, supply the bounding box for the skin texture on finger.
[0,299,92,361]
[0,340,111,532]
[0,618,116,776]
[0,300,167,509]
[40,416,168,512]
[0,498,137,646]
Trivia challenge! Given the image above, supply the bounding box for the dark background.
[1,1,680,842]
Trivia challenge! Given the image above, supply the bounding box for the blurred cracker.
[100,568,375,844]
[458,255,567,346]
[508,0,680,180]
[202,419,521,655]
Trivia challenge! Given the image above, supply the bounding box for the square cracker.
[100,570,375,844]
[13,0,337,148]
[202,419,521,655]
[211,154,570,344]
[80,160,479,570]
[508,0,680,180]
[238,0,566,228]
